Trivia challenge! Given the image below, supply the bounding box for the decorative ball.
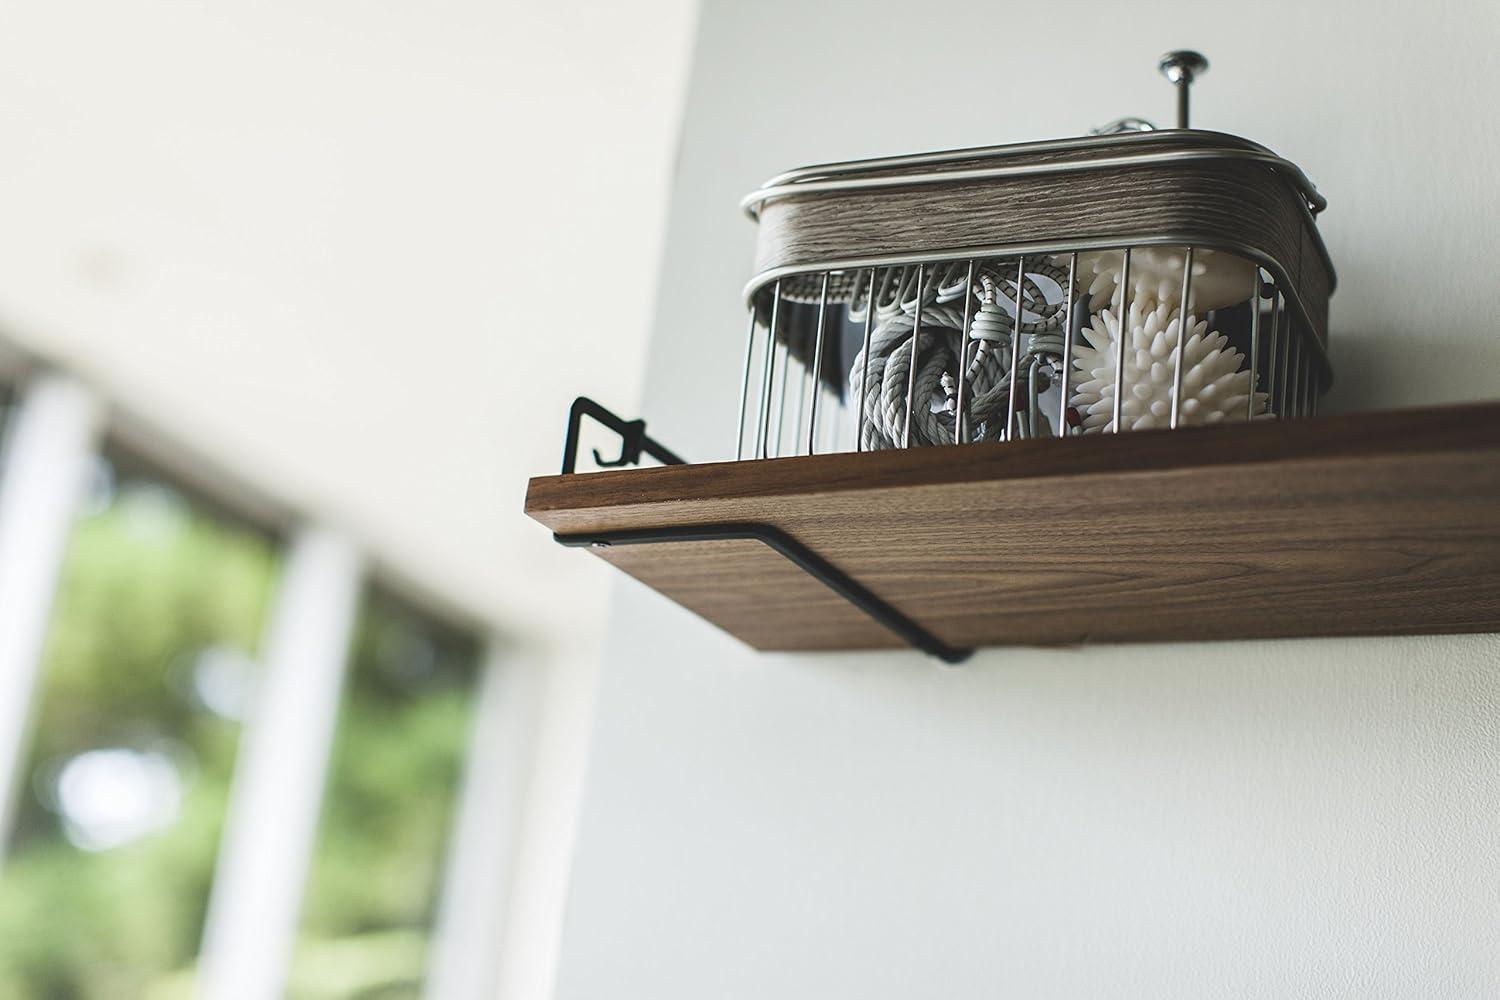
[1070,247,1256,315]
[1069,299,1269,432]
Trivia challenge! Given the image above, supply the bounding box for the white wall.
[0,0,695,642]
[556,1,1500,997]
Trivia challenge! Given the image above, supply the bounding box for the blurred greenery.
[290,589,480,1000]
[0,458,479,999]
[0,472,276,999]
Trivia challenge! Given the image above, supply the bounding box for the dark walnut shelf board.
[524,403,1500,654]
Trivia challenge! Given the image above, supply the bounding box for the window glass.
[289,588,481,1000]
[0,453,280,998]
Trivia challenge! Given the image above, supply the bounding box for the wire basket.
[733,127,1334,459]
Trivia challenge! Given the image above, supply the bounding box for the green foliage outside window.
[289,592,480,1000]
[0,459,480,1000]
[0,473,277,999]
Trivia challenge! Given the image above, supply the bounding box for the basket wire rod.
[1300,333,1311,417]
[826,387,837,453]
[1006,257,1026,441]
[1293,347,1305,418]
[1265,288,1281,420]
[1300,348,1313,418]
[773,340,791,456]
[1111,249,1133,433]
[1270,292,1282,417]
[757,279,782,458]
[1292,337,1302,419]
[903,263,926,448]
[1276,294,1292,421]
[822,380,834,452]
[1301,345,1310,418]
[856,269,877,453]
[736,304,758,460]
[1057,252,1079,438]
[1170,247,1195,429]
[840,386,850,451]
[1291,351,1301,418]
[827,386,837,452]
[829,386,843,453]
[807,272,832,454]
[1246,270,1262,421]
[954,259,977,445]
[1306,353,1317,417]
[834,386,846,452]
[794,361,809,454]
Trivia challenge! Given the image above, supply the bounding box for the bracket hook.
[560,397,686,475]
[593,419,647,468]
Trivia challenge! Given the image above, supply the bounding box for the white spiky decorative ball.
[1070,299,1269,432]
[1071,247,1255,314]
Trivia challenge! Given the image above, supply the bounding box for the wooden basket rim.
[744,128,1327,220]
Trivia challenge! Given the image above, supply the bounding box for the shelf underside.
[525,403,1500,654]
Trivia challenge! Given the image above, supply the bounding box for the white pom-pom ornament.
[1070,299,1269,432]
[1072,246,1255,315]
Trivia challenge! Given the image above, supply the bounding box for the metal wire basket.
[732,56,1334,460]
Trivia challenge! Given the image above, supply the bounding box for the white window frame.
[0,366,539,1000]
[0,374,102,857]
[197,526,363,1000]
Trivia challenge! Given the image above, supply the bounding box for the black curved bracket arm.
[552,523,972,666]
[561,396,686,474]
[552,398,971,664]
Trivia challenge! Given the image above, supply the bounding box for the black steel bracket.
[553,398,971,665]
[555,523,971,664]
[562,396,686,474]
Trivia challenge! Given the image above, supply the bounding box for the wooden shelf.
[524,403,1500,656]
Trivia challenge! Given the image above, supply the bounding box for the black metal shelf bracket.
[552,397,972,665]
[561,396,686,475]
[555,524,972,664]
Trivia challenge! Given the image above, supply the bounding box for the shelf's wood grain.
[525,403,1500,653]
[598,538,904,652]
